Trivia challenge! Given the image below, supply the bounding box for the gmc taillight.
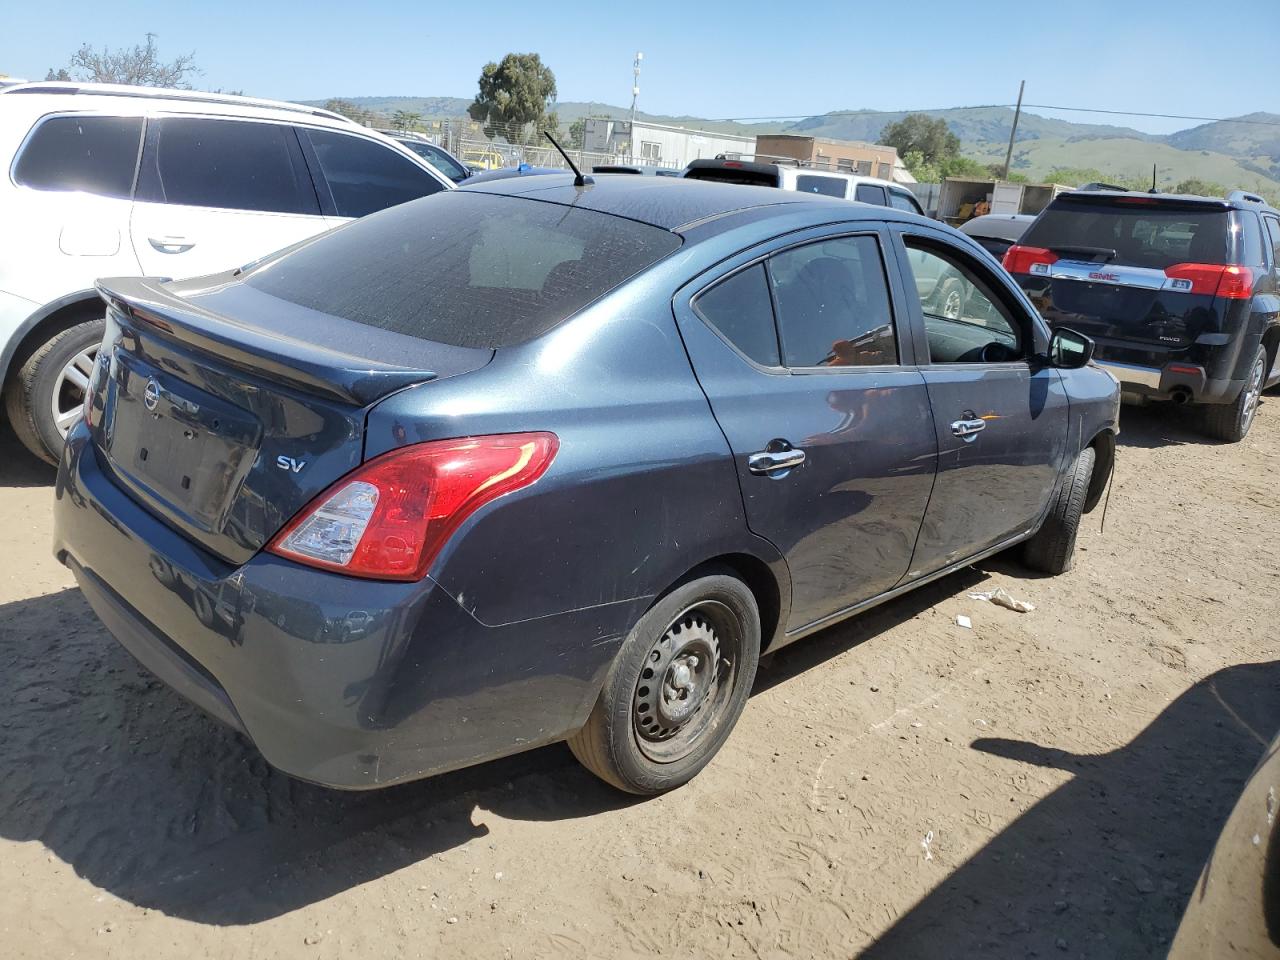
[1163,263,1254,299]
[1002,245,1059,277]
[267,432,559,581]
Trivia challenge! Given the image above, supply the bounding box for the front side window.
[306,129,444,218]
[399,141,468,181]
[890,190,922,215]
[135,118,318,214]
[14,115,143,198]
[768,235,897,368]
[693,264,779,367]
[795,175,848,199]
[904,241,1022,364]
[855,184,887,206]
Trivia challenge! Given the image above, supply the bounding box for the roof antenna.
[545,132,593,188]
[1149,163,1158,194]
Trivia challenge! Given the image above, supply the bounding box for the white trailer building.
[583,119,755,171]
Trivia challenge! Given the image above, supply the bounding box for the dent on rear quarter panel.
[364,266,766,631]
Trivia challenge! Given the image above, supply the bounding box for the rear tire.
[1023,446,1095,576]
[4,315,105,465]
[1201,345,1266,442]
[568,572,761,795]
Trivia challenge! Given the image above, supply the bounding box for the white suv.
[0,82,454,462]
[683,158,925,215]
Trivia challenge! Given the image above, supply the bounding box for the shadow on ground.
[0,422,56,488]
[862,659,1280,959]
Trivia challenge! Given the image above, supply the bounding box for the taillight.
[1002,245,1059,277]
[1163,263,1254,299]
[267,432,558,581]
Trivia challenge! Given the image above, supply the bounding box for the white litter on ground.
[967,587,1036,613]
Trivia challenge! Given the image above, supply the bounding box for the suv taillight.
[1002,245,1059,276]
[1163,263,1254,299]
[267,432,558,581]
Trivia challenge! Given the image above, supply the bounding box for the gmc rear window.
[1022,197,1231,269]
[244,192,681,349]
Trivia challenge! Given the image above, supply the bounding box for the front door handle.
[950,417,987,442]
[148,236,196,254]
[748,444,806,475]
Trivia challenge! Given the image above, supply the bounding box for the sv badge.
[276,455,308,474]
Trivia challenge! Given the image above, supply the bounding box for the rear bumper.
[53,425,633,789]
[1097,360,1241,405]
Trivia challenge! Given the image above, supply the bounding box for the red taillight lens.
[1002,245,1059,276]
[267,432,558,581]
[1163,263,1254,299]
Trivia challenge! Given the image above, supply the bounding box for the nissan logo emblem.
[143,378,161,412]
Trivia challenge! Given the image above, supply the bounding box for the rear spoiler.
[97,278,440,406]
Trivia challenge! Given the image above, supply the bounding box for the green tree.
[567,117,587,149]
[392,110,423,133]
[47,33,197,88]
[324,98,375,127]
[468,52,557,142]
[1172,177,1227,198]
[879,114,959,166]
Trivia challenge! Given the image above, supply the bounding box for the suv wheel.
[1201,346,1266,443]
[4,315,105,465]
[568,572,761,795]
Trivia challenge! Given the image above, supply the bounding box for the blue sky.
[5,0,1276,134]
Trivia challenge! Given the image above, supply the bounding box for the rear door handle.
[950,417,987,441]
[148,236,195,254]
[748,446,806,475]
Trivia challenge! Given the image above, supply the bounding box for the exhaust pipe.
[1169,387,1193,405]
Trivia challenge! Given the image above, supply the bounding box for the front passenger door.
[894,231,1069,577]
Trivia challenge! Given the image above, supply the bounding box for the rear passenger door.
[298,128,448,225]
[129,116,327,278]
[674,227,937,634]
[891,227,1069,576]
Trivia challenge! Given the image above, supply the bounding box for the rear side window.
[796,175,848,198]
[14,115,142,198]
[135,118,318,214]
[1262,215,1280,267]
[694,264,780,367]
[244,191,681,349]
[768,235,897,367]
[306,130,444,217]
[1022,198,1231,268]
[855,184,887,206]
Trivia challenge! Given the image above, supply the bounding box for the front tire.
[1023,446,1095,576]
[1201,345,1266,442]
[4,316,105,464]
[568,572,761,795]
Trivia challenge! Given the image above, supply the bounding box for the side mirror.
[1048,327,1094,368]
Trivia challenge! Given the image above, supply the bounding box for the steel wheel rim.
[51,345,97,437]
[942,288,963,319]
[632,600,739,764]
[1241,355,1265,432]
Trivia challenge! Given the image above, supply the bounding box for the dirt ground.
[1,399,1277,960]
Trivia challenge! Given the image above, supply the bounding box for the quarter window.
[14,115,143,198]
[693,264,779,367]
[903,241,1023,364]
[135,118,318,214]
[305,129,444,218]
[768,236,897,368]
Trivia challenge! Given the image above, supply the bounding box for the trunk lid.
[1015,195,1237,353]
[91,276,493,564]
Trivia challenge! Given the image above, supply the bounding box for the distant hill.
[306,94,1280,198]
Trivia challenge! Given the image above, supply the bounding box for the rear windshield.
[1023,197,1231,268]
[244,191,681,348]
[684,167,779,188]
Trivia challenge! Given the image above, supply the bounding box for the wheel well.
[674,553,785,653]
[2,297,103,389]
[1082,430,1115,513]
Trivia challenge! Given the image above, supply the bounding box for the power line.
[704,103,1280,128]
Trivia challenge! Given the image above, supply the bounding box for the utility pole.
[629,51,643,165]
[1002,80,1025,180]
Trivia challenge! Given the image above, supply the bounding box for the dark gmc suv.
[1004,189,1280,440]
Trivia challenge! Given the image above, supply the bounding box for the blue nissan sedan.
[54,175,1118,795]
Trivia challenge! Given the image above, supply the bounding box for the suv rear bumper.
[53,425,632,789]
[1098,360,1242,405]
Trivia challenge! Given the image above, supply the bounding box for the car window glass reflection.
[905,244,1022,364]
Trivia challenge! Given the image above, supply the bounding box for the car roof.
[0,80,356,129]
[460,172,918,232]
[1056,187,1278,214]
